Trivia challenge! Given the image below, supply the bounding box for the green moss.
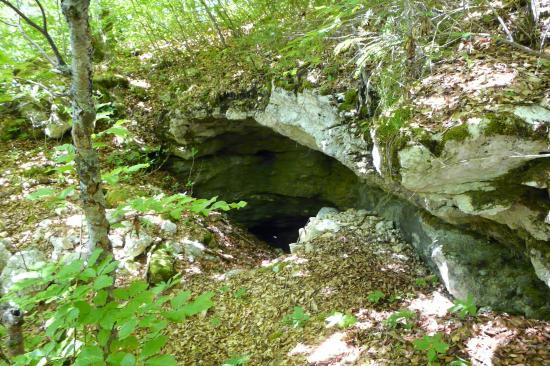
[483,112,541,139]
[148,246,175,284]
[0,118,26,141]
[338,89,358,111]
[414,128,439,156]
[94,72,129,90]
[375,108,411,141]
[442,123,470,143]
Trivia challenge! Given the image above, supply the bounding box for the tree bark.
[199,0,227,47]
[0,304,24,357]
[61,0,111,255]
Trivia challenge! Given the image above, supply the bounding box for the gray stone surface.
[0,250,46,294]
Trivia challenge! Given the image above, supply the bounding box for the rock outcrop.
[164,84,550,318]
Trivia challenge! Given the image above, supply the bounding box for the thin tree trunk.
[0,304,24,357]
[199,0,226,47]
[61,0,111,255]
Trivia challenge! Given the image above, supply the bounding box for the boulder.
[148,246,176,284]
[0,250,46,294]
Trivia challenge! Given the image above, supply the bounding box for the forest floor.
[0,136,549,366]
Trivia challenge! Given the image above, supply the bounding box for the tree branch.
[0,0,69,72]
[33,0,48,32]
[17,17,57,67]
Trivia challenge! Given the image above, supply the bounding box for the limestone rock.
[316,207,339,219]
[122,232,154,259]
[0,239,12,273]
[0,250,46,294]
[530,250,550,288]
[173,239,206,258]
[298,217,340,244]
[44,104,71,138]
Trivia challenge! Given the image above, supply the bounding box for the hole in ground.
[165,121,361,251]
[247,214,311,252]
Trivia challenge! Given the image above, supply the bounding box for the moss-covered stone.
[337,89,358,111]
[148,245,176,284]
[483,112,543,140]
[0,118,27,141]
[94,72,130,90]
[442,123,470,143]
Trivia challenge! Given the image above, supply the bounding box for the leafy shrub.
[367,290,385,304]
[385,309,416,329]
[283,306,310,328]
[449,295,477,319]
[325,312,357,329]
[222,354,250,366]
[2,249,214,366]
[413,333,449,366]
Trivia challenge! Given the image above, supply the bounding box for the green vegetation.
[3,249,214,366]
[449,295,478,319]
[283,306,310,328]
[324,312,357,329]
[366,290,385,304]
[1,0,548,364]
[385,309,416,330]
[413,333,449,366]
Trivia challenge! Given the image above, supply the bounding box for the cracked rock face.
[165,87,550,317]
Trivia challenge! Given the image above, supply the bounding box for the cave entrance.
[166,120,360,252]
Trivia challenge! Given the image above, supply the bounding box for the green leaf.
[94,275,114,290]
[367,290,385,304]
[119,319,138,339]
[222,354,250,366]
[325,312,357,329]
[74,346,104,366]
[141,336,167,359]
[144,355,176,366]
[121,353,136,366]
[27,188,55,200]
[87,249,103,266]
[94,290,109,306]
[170,291,191,309]
[183,292,215,316]
[162,309,186,322]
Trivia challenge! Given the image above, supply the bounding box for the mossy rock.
[148,246,176,284]
[0,118,27,141]
[337,89,358,112]
[94,73,130,90]
[483,112,544,140]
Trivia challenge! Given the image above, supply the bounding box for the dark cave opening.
[165,120,361,251]
[247,214,311,252]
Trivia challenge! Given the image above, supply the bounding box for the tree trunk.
[61,0,111,255]
[0,304,24,357]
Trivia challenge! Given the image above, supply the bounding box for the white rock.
[0,240,12,272]
[180,239,206,257]
[514,105,550,130]
[65,215,85,228]
[530,250,550,288]
[50,236,75,251]
[0,250,46,294]
[255,87,372,175]
[298,218,340,243]
[316,207,339,220]
[143,215,178,235]
[160,220,177,234]
[122,232,154,259]
[44,104,71,139]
